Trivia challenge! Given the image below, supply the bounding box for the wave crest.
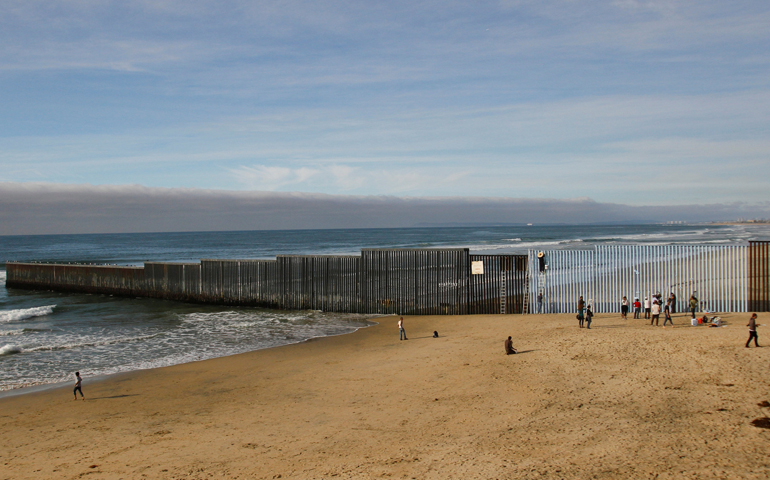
[0,344,22,356]
[26,334,159,353]
[0,305,56,324]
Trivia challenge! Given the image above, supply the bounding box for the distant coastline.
[711,220,770,225]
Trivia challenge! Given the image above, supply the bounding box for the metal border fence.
[528,245,749,314]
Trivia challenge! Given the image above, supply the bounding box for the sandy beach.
[1,312,769,479]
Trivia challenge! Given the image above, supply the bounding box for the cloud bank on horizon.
[1,183,769,235]
[1,1,769,234]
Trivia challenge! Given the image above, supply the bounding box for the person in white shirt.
[398,317,407,341]
[73,372,84,401]
[651,302,661,326]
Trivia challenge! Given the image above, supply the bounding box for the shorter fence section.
[6,263,145,296]
[7,249,527,315]
[279,255,360,312]
[145,263,201,302]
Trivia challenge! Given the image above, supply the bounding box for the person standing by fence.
[668,292,676,313]
[644,296,651,319]
[621,296,629,320]
[585,300,593,329]
[746,313,760,348]
[577,296,585,328]
[633,298,641,319]
[398,317,408,341]
[537,292,543,313]
[689,294,698,319]
[650,301,661,326]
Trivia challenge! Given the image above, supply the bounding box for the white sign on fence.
[471,261,484,275]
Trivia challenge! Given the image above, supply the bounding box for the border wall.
[6,243,770,314]
[6,249,527,315]
[749,241,770,312]
[527,245,750,314]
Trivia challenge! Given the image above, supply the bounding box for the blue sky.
[1,0,769,219]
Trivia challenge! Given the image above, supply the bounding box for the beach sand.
[2,312,769,479]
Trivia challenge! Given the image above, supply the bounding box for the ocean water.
[2,223,769,393]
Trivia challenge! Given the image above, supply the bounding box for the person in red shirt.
[633,298,642,319]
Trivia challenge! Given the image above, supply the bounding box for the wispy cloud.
[1,0,769,214]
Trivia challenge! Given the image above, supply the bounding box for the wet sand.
[1,312,769,479]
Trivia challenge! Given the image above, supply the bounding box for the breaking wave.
[0,345,22,356]
[0,305,56,324]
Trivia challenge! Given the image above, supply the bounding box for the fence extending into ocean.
[5,241,770,314]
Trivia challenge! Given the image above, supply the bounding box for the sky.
[1,1,769,233]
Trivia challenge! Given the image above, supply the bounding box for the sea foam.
[0,344,22,356]
[0,305,56,324]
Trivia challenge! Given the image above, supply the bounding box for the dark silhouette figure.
[505,336,517,355]
[746,313,760,348]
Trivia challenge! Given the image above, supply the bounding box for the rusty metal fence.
[7,242,769,314]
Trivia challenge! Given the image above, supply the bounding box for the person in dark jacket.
[689,295,698,319]
[577,296,585,328]
[746,313,760,348]
[585,301,594,329]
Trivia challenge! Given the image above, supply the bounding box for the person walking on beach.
[746,313,760,348]
[73,372,84,401]
[663,303,673,326]
[689,294,698,319]
[621,296,629,320]
[585,301,593,329]
[668,292,676,313]
[577,296,585,328]
[644,296,651,319]
[398,317,407,341]
[633,298,641,319]
[504,336,517,355]
[650,301,661,326]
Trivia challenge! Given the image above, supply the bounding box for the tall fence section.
[528,245,750,314]
[6,242,770,314]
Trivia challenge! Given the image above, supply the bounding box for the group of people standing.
[576,296,593,329]
[628,293,677,326]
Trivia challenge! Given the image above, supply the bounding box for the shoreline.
[0,318,382,398]
[2,312,769,479]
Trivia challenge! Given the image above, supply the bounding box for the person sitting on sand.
[504,336,517,355]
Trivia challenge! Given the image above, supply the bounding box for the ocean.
[2,223,769,393]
